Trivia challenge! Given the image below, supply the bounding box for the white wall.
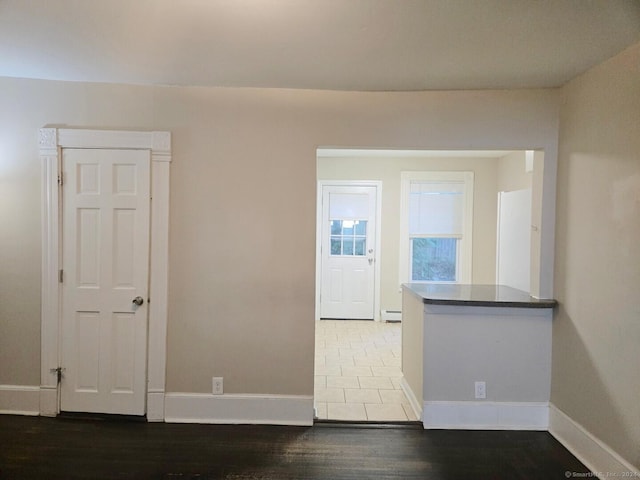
[0,77,560,403]
[552,42,640,469]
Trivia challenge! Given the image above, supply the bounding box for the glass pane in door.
[329,220,367,256]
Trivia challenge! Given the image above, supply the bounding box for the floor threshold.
[57,411,147,423]
[314,419,423,429]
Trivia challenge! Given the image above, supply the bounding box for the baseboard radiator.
[381,310,402,322]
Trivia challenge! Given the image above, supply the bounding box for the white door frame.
[315,180,382,321]
[39,128,171,421]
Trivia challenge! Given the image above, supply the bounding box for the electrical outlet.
[475,381,486,399]
[212,377,223,395]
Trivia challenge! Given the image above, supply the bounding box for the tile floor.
[314,319,418,422]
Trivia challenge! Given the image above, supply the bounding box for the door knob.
[132,296,144,306]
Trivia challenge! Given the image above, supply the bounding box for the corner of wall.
[549,404,639,476]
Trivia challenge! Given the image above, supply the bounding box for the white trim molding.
[423,401,549,430]
[39,386,57,417]
[0,385,41,416]
[164,393,314,426]
[147,390,166,423]
[549,404,639,478]
[39,128,171,421]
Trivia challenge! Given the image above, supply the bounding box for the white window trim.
[399,171,474,286]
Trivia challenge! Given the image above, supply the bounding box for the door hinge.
[57,173,63,186]
[59,269,63,283]
[50,367,65,385]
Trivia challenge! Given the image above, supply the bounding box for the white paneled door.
[320,185,377,319]
[61,149,150,415]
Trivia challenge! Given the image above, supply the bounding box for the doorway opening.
[314,319,414,421]
[314,177,412,421]
[314,148,544,423]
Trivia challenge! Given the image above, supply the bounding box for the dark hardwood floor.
[0,415,590,479]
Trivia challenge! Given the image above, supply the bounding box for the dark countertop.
[402,283,557,309]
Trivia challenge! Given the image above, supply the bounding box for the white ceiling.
[1,0,639,91]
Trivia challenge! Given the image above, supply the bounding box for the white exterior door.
[320,185,377,319]
[61,148,150,415]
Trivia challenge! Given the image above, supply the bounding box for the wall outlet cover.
[475,381,486,399]
[212,377,224,395]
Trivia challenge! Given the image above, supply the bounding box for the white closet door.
[61,148,150,415]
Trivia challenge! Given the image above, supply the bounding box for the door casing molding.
[315,180,382,321]
[39,128,171,421]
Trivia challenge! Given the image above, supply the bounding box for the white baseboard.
[381,310,402,322]
[549,404,639,477]
[423,401,549,430]
[400,377,422,421]
[0,385,40,416]
[164,392,314,426]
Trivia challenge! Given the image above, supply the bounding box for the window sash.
[409,183,465,236]
[399,171,474,286]
[409,236,460,283]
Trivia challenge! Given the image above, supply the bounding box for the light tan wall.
[0,81,45,386]
[496,151,537,293]
[318,155,500,312]
[424,306,552,402]
[0,77,560,398]
[530,151,546,297]
[553,42,640,468]
[497,151,532,192]
[401,288,424,407]
[0,78,156,386]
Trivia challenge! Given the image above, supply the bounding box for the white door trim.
[39,128,171,421]
[315,180,382,321]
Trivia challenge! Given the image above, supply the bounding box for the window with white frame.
[399,171,474,284]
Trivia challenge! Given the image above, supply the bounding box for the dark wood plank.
[0,415,590,479]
